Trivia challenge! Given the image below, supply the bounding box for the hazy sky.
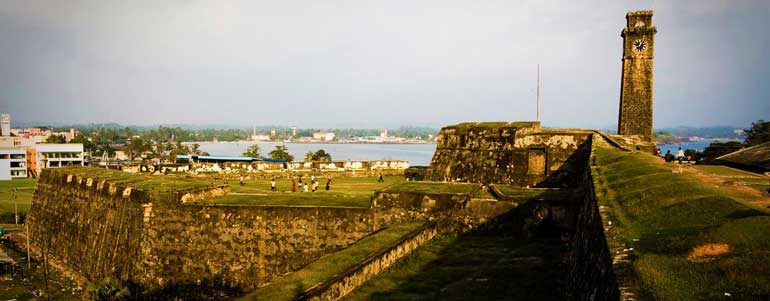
[1,0,768,129]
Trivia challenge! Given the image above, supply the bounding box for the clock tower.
[618,10,657,141]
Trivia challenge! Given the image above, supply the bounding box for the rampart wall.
[426,122,592,187]
[26,168,378,294]
[564,137,620,300]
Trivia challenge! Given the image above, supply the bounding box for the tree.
[311,149,332,162]
[70,134,96,153]
[744,120,770,146]
[268,145,294,162]
[44,135,66,144]
[125,138,150,161]
[700,141,743,163]
[304,151,314,162]
[242,144,261,158]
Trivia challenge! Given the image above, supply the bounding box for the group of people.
[238,174,332,192]
[289,175,331,193]
[652,146,690,164]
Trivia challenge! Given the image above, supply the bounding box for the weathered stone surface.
[618,10,656,141]
[425,122,592,187]
[26,169,377,294]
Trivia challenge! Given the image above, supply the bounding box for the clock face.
[633,39,647,52]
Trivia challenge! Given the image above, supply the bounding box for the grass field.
[199,175,402,207]
[239,222,425,301]
[593,141,770,300]
[0,178,36,223]
[342,235,565,301]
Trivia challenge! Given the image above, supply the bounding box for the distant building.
[1,114,9,137]
[380,129,388,139]
[0,147,28,180]
[29,144,85,176]
[291,126,297,137]
[312,131,335,141]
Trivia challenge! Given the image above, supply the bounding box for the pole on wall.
[536,64,540,122]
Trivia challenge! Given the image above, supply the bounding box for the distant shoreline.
[183,140,437,145]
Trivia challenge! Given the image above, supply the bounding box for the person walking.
[270,178,277,192]
[676,147,685,164]
[377,174,384,183]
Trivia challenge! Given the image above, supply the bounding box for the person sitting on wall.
[652,145,660,157]
[664,150,675,163]
[270,178,276,192]
[676,147,685,164]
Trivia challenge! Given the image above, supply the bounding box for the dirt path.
[681,165,770,208]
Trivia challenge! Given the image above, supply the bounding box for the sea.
[196,138,738,167]
[657,138,739,155]
[197,142,437,166]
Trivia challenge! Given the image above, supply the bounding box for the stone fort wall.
[426,122,593,187]
[26,169,377,293]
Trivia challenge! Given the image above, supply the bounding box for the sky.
[0,0,768,129]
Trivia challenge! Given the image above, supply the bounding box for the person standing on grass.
[303,182,309,192]
[298,175,303,185]
[312,180,319,192]
[239,175,244,186]
[270,178,276,192]
[291,179,297,192]
[676,147,685,164]
[378,174,384,183]
[325,178,331,191]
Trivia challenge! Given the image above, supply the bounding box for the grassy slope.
[593,143,770,300]
[238,222,425,301]
[342,235,564,301]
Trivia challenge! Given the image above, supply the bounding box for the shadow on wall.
[536,138,593,188]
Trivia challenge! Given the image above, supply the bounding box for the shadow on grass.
[727,209,768,219]
[347,231,567,301]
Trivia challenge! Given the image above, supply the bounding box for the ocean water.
[197,142,437,166]
[197,139,735,167]
[657,139,738,155]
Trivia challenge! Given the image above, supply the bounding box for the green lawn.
[54,167,216,193]
[0,178,37,223]
[343,235,565,301]
[593,141,770,300]
[239,222,425,301]
[197,176,402,207]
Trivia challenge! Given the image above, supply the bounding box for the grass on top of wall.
[54,167,215,193]
[592,142,770,300]
[199,175,402,207]
[238,221,425,301]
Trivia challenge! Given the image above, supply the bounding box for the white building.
[1,114,10,137]
[312,131,335,141]
[0,147,27,180]
[32,144,84,175]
